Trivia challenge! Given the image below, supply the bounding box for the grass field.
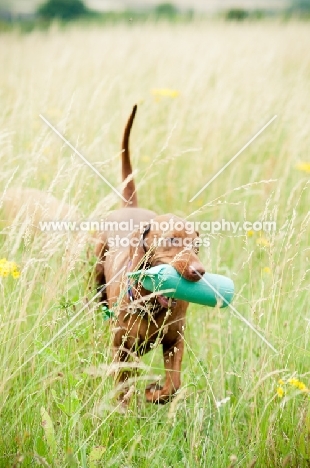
[0,20,309,467]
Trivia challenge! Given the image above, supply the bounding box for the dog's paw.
[145,383,171,404]
[146,382,163,392]
[118,384,135,406]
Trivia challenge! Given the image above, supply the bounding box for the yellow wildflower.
[151,88,180,99]
[276,377,310,398]
[288,378,298,386]
[296,162,310,173]
[256,237,270,247]
[246,230,254,237]
[288,378,308,391]
[262,266,271,274]
[297,382,307,391]
[195,198,204,207]
[0,259,21,279]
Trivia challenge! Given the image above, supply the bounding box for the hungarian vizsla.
[95,105,205,404]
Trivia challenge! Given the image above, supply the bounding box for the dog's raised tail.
[122,104,138,207]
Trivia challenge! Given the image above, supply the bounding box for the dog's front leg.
[112,328,135,383]
[145,337,184,404]
[113,324,143,406]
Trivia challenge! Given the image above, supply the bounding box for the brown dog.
[95,105,205,404]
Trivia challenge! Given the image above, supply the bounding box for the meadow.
[0,20,309,467]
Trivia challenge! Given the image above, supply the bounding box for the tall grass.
[0,21,309,467]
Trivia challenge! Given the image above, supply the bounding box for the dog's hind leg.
[95,239,109,303]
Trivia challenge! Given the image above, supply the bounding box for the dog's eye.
[193,239,201,254]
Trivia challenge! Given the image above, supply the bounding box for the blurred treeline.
[1,0,310,33]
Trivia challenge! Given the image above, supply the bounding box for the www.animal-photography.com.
[0,0,309,466]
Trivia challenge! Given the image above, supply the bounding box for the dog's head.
[128,214,205,308]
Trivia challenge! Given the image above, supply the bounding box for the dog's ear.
[128,223,152,272]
